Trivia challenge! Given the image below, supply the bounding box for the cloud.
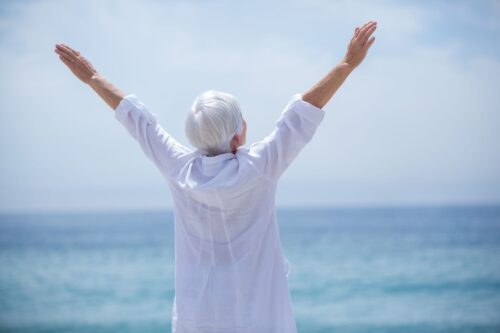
[0,0,499,212]
[281,44,500,207]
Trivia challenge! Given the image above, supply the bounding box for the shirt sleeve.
[114,94,193,178]
[247,93,326,182]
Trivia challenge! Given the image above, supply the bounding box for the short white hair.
[185,89,243,156]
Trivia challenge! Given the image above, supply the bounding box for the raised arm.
[54,43,193,179]
[54,43,125,110]
[302,20,377,109]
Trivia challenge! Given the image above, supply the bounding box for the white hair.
[185,89,243,156]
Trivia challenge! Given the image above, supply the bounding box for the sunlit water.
[1,206,499,333]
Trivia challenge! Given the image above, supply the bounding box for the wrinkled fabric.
[114,93,325,333]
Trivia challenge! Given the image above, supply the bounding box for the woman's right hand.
[342,21,377,70]
[55,43,98,84]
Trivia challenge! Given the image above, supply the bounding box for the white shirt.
[115,92,326,333]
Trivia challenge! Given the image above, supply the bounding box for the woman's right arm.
[302,20,377,109]
[55,43,192,178]
[55,43,126,110]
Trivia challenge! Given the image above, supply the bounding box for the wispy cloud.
[0,0,499,212]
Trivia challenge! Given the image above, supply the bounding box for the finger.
[62,43,81,56]
[359,20,374,33]
[365,24,377,42]
[359,21,376,36]
[353,22,373,44]
[58,51,75,64]
[359,23,377,43]
[59,55,74,68]
[59,54,69,63]
[354,21,373,38]
[57,44,80,58]
[55,48,74,62]
[56,45,91,71]
[55,44,77,60]
[354,27,360,37]
[82,57,96,71]
[364,36,376,50]
[60,43,79,55]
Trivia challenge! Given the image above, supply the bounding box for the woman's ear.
[235,132,242,144]
[230,133,240,149]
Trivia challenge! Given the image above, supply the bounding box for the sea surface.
[0,205,499,333]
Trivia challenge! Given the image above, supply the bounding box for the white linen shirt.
[114,92,326,333]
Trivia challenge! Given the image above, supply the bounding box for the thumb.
[365,36,376,49]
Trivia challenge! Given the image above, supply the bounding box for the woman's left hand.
[342,21,377,70]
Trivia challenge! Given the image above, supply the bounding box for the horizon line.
[1,201,500,217]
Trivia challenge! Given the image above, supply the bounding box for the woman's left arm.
[55,43,125,110]
[302,20,377,109]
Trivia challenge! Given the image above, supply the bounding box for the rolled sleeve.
[115,94,157,125]
[114,94,192,179]
[248,93,326,181]
[288,93,325,126]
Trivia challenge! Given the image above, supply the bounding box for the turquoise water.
[1,206,499,333]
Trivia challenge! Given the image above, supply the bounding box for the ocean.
[1,205,499,333]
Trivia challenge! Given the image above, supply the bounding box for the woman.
[55,20,377,333]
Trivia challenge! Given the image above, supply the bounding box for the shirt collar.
[199,151,236,164]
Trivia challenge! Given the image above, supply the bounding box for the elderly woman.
[55,20,377,333]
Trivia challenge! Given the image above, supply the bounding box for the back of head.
[185,90,243,156]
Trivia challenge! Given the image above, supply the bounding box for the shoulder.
[235,144,276,184]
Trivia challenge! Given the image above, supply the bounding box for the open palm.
[343,21,377,69]
[54,43,97,84]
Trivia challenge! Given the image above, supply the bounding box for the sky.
[0,0,499,213]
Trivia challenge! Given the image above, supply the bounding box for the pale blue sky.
[1,0,499,213]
